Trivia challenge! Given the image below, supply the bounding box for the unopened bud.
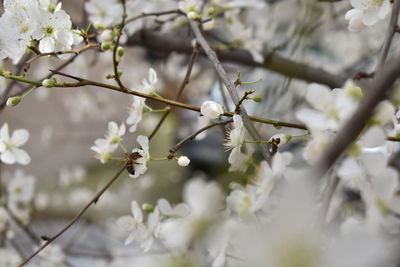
[101,42,112,51]
[142,203,154,212]
[200,101,223,119]
[6,96,22,107]
[178,156,190,167]
[99,30,114,42]
[105,74,114,79]
[252,96,262,103]
[117,47,124,57]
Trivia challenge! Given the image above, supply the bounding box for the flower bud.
[101,42,112,51]
[178,156,190,167]
[252,95,262,103]
[117,47,124,57]
[99,30,114,42]
[142,203,154,212]
[42,78,56,88]
[6,96,22,107]
[200,101,223,119]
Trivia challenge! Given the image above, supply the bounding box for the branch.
[315,55,400,177]
[17,166,126,267]
[126,29,345,88]
[168,119,233,158]
[188,19,272,161]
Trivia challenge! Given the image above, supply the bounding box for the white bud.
[178,156,190,167]
[99,30,114,42]
[200,101,223,119]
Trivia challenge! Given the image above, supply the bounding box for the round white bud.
[178,156,190,167]
[99,30,114,42]
[200,101,223,119]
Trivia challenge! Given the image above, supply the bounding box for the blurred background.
[0,0,396,265]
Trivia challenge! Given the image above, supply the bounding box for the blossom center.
[44,26,55,36]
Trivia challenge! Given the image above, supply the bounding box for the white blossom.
[0,123,30,165]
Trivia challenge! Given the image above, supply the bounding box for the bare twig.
[17,166,126,267]
[168,119,233,159]
[188,19,271,161]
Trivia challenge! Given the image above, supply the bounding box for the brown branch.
[126,30,345,88]
[112,1,128,90]
[188,19,271,162]
[314,55,400,177]
[315,1,400,218]
[17,166,126,267]
[25,43,100,71]
[168,119,233,159]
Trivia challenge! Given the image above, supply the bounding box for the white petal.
[13,148,30,165]
[306,83,332,110]
[1,150,16,164]
[137,135,149,155]
[131,200,143,222]
[0,123,10,143]
[360,126,386,148]
[158,198,172,215]
[148,68,157,85]
[11,129,29,146]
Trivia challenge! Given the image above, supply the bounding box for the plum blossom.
[158,198,190,218]
[117,200,147,245]
[7,170,35,204]
[85,0,122,28]
[224,114,248,171]
[0,123,30,165]
[296,83,358,133]
[349,0,391,27]
[90,121,125,164]
[32,8,82,53]
[129,135,150,179]
[126,69,157,132]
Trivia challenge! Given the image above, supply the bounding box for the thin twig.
[168,119,233,158]
[17,166,126,267]
[112,0,128,90]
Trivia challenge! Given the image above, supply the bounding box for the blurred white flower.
[0,123,30,165]
[158,198,190,218]
[7,170,35,204]
[117,200,147,245]
[350,0,391,26]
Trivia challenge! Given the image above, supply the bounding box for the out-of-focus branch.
[17,166,126,267]
[315,55,400,177]
[126,29,345,88]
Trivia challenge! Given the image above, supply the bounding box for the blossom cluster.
[0,0,82,63]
